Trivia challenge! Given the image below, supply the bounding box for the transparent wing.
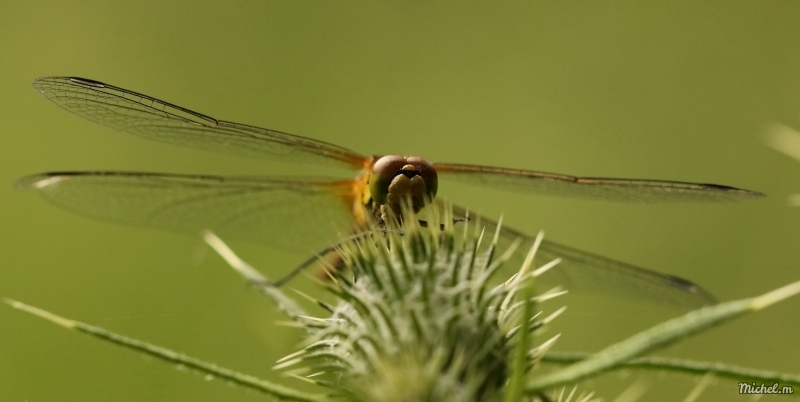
[32,77,368,168]
[445,202,716,308]
[435,162,763,202]
[18,172,360,253]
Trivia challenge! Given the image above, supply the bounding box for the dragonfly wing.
[18,172,359,253]
[445,202,717,308]
[435,162,763,202]
[32,77,368,169]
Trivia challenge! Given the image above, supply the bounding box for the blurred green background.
[1,1,799,400]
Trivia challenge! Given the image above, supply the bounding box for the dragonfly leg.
[267,246,339,288]
[417,217,469,230]
[268,230,379,287]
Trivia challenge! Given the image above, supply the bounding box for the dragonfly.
[18,77,764,308]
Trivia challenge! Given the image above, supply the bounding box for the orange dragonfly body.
[19,77,763,307]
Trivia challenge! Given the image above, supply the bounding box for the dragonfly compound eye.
[369,155,438,213]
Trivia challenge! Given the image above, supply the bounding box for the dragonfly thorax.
[368,155,438,220]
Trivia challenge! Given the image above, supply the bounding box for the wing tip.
[663,274,718,306]
[31,76,67,96]
[700,183,765,199]
[32,76,67,87]
[16,172,79,191]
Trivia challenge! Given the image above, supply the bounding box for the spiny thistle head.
[277,206,566,402]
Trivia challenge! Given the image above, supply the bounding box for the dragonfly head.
[369,155,438,215]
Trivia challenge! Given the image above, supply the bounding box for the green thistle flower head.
[278,206,564,402]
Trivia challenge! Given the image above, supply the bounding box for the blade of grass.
[527,280,800,392]
[203,231,308,320]
[540,351,800,388]
[5,298,327,402]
